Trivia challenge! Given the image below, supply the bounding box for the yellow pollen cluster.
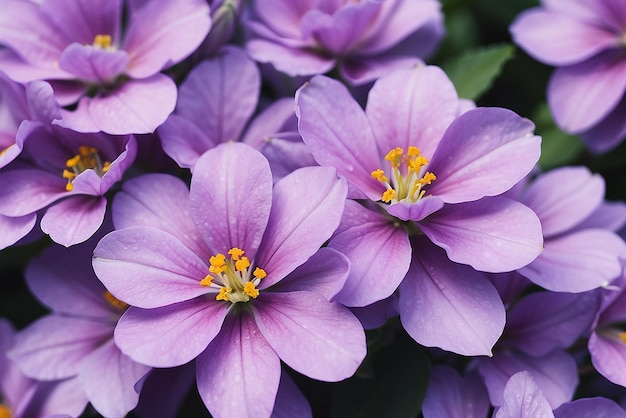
[371,146,436,204]
[93,34,113,50]
[619,332,626,345]
[200,247,266,304]
[63,145,111,191]
[0,404,11,418]
[104,290,129,311]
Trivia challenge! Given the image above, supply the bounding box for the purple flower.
[496,371,626,418]
[475,289,598,409]
[8,241,151,417]
[514,166,626,292]
[0,0,211,134]
[92,142,366,417]
[0,319,88,418]
[421,365,490,418]
[511,0,626,152]
[295,65,544,355]
[589,272,626,388]
[0,72,29,169]
[0,82,137,246]
[244,0,444,85]
[158,46,315,177]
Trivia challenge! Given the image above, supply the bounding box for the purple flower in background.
[511,0,626,152]
[421,365,490,418]
[514,166,626,292]
[295,65,543,355]
[0,0,211,134]
[158,46,315,177]
[93,142,366,417]
[0,319,88,418]
[8,240,151,417]
[0,82,136,246]
[475,289,599,409]
[244,0,444,85]
[589,271,626,388]
[495,371,626,418]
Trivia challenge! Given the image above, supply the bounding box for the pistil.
[63,145,110,191]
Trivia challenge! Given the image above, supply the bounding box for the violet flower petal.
[0,214,36,251]
[504,291,599,356]
[422,365,490,418]
[190,142,272,258]
[113,173,210,256]
[79,339,150,418]
[40,195,107,247]
[295,75,382,200]
[420,197,543,272]
[253,291,365,381]
[0,1,67,68]
[25,242,114,318]
[575,201,626,232]
[330,201,411,307]
[275,247,349,301]
[175,46,259,146]
[521,166,604,237]
[510,9,618,66]
[581,95,626,153]
[518,229,625,292]
[247,39,336,77]
[39,0,122,45]
[271,372,312,418]
[196,313,281,418]
[59,74,177,135]
[589,331,626,387]
[123,0,212,78]
[365,65,458,160]
[548,50,626,133]
[9,315,112,380]
[495,371,554,418]
[399,238,505,356]
[426,108,540,204]
[477,349,578,409]
[257,166,347,287]
[93,227,211,308]
[554,397,626,418]
[115,298,227,368]
[0,169,66,217]
[385,196,445,222]
[58,43,129,83]
[158,114,214,169]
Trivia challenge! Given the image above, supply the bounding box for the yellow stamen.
[235,256,250,272]
[0,404,11,418]
[373,146,436,204]
[384,147,403,168]
[62,145,111,192]
[253,267,267,280]
[66,155,81,168]
[228,247,245,260]
[382,189,396,203]
[244,282,259,298]
[93,34,112,49]
[200,275,213,287]
[371,168,389,183]
[104,290,129,311]
[216,287,232,301]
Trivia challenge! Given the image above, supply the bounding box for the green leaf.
[441,44,515,101]
[533,102,584,170]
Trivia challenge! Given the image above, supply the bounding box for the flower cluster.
[2,0,626,417]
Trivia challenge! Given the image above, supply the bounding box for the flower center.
[62,145,110,191]
[0,404,11,418]
[200,247,266,304]
[104,290,129,312]
[371,146,436,204]
[92,34,114,51]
